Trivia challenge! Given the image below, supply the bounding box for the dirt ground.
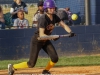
[0,66,100,75]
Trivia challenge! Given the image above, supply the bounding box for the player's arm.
[55,14,72,33]
[59,21,72,33]
[59,21,76,37]
[39,28,58,40]
[39,28,47,37]
[38,16,48,37]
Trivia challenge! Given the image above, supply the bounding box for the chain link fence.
[0,0,86,29]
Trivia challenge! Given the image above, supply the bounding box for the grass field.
[3,7,38,26]
[0,55,100,70]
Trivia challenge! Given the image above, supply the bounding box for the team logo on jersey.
[15,6,24,11]
[18,21,26,28]
[46,24,54,32]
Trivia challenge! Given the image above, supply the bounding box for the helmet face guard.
[43,0,56,11]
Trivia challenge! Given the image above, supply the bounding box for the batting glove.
[69,32,76,37]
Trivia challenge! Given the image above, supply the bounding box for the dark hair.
[0,6,2,12]
[37,0,44,7]
[18,10,24,12]
[17,10,24,15]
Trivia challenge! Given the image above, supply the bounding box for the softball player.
[8,0,76,74]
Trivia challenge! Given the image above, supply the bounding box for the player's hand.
[53,37,59,41]
[69,32,76,37]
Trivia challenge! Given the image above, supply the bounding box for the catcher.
[8,0,76,74]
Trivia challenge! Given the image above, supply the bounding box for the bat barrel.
[38,34,70,40]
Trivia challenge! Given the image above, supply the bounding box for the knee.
[27,61,35,68]
[51,56,59,63]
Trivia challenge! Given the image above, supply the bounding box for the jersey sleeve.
[55,14,61,23]
[38,16,47,28]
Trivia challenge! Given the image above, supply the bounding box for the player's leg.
[27,36,43,68]
[8,35,43,75]
[42,40,58,74]
[8,61,29,75]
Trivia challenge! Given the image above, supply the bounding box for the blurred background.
[1,0,100,26]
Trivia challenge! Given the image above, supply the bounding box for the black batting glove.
[69,32,76,37]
